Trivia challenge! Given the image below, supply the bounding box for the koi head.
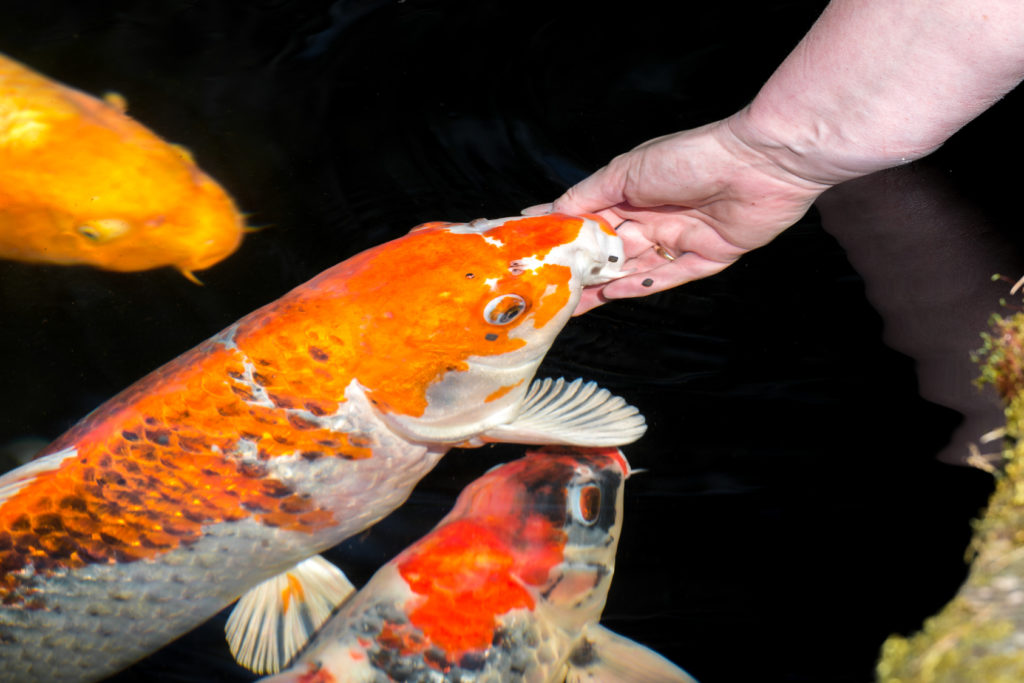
[285,213,624,445]
[393,447,629,654]
[13,136,244,275]
[468,446,629,629]
[0,55,244,275]
[261,454,694,681]
[50,167,244,277]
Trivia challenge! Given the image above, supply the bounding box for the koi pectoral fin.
[226,555,355,675]
[177,267,204,285]
[479,378,647,447]
[565,625,699,683]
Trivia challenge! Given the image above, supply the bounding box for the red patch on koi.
[397,519,559,655]
[296,662,337,683]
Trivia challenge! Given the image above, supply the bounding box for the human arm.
[539,0,1024,313]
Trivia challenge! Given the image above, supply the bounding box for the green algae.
[877,310,1024,681]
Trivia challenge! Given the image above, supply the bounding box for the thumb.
[551,163,626,215]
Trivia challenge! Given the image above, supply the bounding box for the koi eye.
[483,294,527,325]
[77,225,101,241]
[76,219,130,244]
[571,484,601,526]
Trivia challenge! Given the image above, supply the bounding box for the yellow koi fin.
[177,267,204,285]
[566,625,698,682]
[225,555,355,674]
[102,91,128,113]
[169,142,196,165]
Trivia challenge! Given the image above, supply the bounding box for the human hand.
[526,117,832,313]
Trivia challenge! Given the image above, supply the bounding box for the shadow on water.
[0,1,1019,680]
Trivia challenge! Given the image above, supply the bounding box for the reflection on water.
[817,166,1019,467]
[0,1,1018,681]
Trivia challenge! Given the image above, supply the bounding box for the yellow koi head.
[0,53,244,275]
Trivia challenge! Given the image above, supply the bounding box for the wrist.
[708,112,837,201]
[725,101,935,188]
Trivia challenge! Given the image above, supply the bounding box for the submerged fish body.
[260,447,695,683]
[0,213,643,682]
[0,52,243,276]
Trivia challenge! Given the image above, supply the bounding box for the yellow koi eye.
[483,294,527,325]
[571,484,601,526]
[76,219,131,244]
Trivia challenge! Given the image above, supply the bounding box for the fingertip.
[572,300,601,315]
[521,203,553,216]
[525,195,596,218]
[600,271,680,299]
[572,287,614,315]
[550,195,584,216]
[600,254,730,300]
[551,183,593,216]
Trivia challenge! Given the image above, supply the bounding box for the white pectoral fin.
[565,625,699,683]
[226,555,355,674]
[0,446,76,504]
[482,378,646,447]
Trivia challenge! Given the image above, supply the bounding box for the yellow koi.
[0,52,244,278]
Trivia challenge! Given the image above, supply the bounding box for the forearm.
[730,0,1024,184]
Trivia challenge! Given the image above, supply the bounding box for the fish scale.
[3,399,440,681]
[0,214,640,681]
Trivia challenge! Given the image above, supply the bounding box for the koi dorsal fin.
[226,555,355,674]
[480,378,647,447]
[565,625,698,682]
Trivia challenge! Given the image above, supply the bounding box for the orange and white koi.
[0,214,645,682]
[257,447,696,683]
[0,52,244,278]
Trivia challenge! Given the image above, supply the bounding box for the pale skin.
[527,0,1024,313]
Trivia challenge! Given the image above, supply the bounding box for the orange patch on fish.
[582,213,617,236]
[392,455,584,656]
[282,573,306,613]
[295,663,337,683]
[484,380,523,403]
[397,521,538,655]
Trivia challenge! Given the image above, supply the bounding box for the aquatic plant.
[877,296,1024,681]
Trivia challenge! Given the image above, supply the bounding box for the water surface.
[0,1,1016,680]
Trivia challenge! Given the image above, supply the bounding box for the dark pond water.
[1,1,1020,680]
